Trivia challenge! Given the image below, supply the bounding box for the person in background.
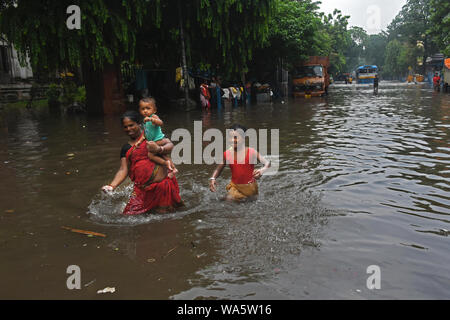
[374,74,379,94]
[433,72,441,92]
[200,80,211,108]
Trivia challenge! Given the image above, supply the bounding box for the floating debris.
[84,279,96,287]
[163,246,178,258]
[67,153,75,157]
[97,287,115,294]
[61,226,106,238]
[4,209,14,214]
[147,258,156,263]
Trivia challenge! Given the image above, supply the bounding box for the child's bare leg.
[155,140,178,175]
[147,151,171,169]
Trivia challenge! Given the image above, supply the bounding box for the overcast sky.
[318,0,407,34]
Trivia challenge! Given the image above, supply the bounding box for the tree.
[384,40,404,78]
[1,0,275,113]
[0,0,152,114]
[428,0,450,55]
[383,39,419,78]
[247,0,323,81]
[364,33,389,70]
[345,26,369,71]
[387,0,436,73]
[318,9,352,74]
[135,0,275,80]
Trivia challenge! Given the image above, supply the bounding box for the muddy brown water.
[0,82,449,299]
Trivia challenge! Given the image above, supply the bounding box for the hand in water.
[209,179,217,192]
[102,185,114,193]
[253,169,263,179]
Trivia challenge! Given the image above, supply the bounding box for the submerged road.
[0,81,449,299]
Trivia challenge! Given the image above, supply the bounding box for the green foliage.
[345,26,369,71]
[317,9,352,74]
[45,83,62,102]
[387,0,437,72]
[268,0,322,66]
[365,33,389,70]
[75,86,86,104]
[135,0,275,79]
[383,39,420,78]
[428,0,450,55]
[0,0,151,71]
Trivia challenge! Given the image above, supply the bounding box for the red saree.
[123,136,183,215]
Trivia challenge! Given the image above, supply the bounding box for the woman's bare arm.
[107,158,129,189]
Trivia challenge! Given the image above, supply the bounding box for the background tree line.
[0,0,448,113]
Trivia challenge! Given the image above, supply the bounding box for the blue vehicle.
[356,65,378,84]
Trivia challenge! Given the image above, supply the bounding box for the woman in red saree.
[102,111,183,215]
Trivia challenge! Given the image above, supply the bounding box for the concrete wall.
[0,38,33,83]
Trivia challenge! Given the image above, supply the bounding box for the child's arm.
[150,115,163,126]
[209,163,226,192]
[253,151,271,179]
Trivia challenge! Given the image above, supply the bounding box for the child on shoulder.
[209,124,271,201]
[138,97,177,177]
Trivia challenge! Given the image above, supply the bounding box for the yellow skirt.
[226,181,258,201]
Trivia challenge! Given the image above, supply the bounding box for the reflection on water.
[1,82,449,299]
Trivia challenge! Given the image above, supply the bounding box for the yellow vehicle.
[292,56,330,97]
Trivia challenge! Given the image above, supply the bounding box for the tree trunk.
[83,62,103,114]
[83,61,125,115]
[178,1,189,109]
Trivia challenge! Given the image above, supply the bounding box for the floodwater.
[0,82,449,299]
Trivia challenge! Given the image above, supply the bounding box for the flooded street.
[0,82,449,299]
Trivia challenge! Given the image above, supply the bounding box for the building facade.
[0,38,33,84]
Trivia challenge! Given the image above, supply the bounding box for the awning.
[445,58,450,70]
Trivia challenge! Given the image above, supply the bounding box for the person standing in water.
[209,124,271,201]
[102,111,183,214]
[374,74,379,94]
[433,72,441,92]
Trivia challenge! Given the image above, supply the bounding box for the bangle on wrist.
[209,177,216,181]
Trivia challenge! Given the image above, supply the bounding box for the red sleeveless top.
[224,147,257,185]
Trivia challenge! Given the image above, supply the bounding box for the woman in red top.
[209,124,271,201]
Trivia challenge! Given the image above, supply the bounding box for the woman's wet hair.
[121,110,141,124]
